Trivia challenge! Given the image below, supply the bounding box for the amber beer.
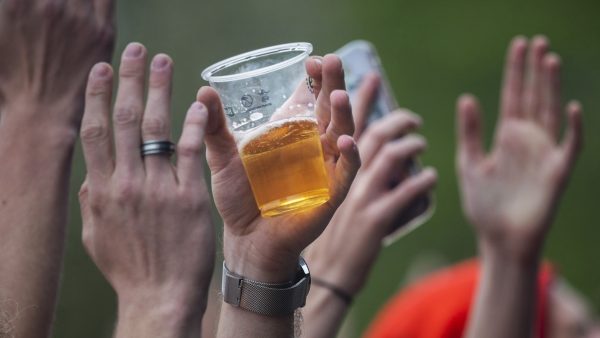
[239,117,330,217]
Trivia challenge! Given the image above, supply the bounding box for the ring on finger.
[140,140,175,157]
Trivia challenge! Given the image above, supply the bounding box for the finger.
[331,135,361,206]
[196,86,239,173]
[541,53,562,139]
[305,56,323,99]
[371,168,437,229]
[94,0,115,23]
[560,101,583,170]
[500,36,528,120]
[456,94,485,168]
[322,91,354,161]
[364,136,427,187]
[142,54,174,177]
[353,73,381,140]
[67,0,91,17]
[113,42,147,175]
[176,102,208,188]
[523,35,549,120]
[80,63,115,187]
[358,110,422,167]
[315,54,345,133]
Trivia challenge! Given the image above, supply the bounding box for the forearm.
[0,113,77,337]
[464,242,540,338]
[303,286,350,338]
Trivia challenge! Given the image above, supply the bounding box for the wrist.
[2,101,80,148]
[478,238,543,270]
[223,232,298,283]
[115,288,206,338]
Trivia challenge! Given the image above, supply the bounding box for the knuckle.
[119,61,145,78]
[178,190,209,212]
[81,123,110,143]
[177,142,202,158]
[147,188,169,207]
[114,106,141,127]
[113,181,140,203]
[142,117,169,138]
[87,79,110,97]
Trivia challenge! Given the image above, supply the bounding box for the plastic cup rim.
[201,42,313,83]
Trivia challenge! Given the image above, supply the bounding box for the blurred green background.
[55,0,600,336]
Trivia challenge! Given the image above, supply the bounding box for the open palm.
[457,36,582,258]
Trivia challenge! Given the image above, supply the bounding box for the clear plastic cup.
[202,42,329,217]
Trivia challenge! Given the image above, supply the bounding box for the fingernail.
[125,43,143,58]
[192,102,205,111]
[152,55,170,70]
[313,57,323,65]
[93,63,110,78]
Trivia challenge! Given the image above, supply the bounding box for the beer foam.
[237,116,318,150]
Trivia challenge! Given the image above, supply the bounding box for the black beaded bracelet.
[311,277,353,305]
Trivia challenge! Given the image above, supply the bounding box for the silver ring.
[141,140,175,157]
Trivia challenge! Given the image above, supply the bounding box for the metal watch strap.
[222,257,311,316]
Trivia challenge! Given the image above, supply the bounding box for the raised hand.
[0,1,115,337]
[78,44,215,338]
[457,36,583,261]
[0,0,115,130]
[460,36,583,338]
[302,73,436,338]
[199,54,360,338]
[199,54,360,284]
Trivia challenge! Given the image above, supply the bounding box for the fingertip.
[567,100,582,114]
[511,35,528,48]
[543,53,561,70]
[331,89,350,106]
[457,93,479,113]
[532,35,550,50]
[337,134,357,153]
[386,109,421,127]
[188,101,208,122]
[196,86,227,135]
[122,42,146,59]
[364,72,381,86]
[151,53,173,70]
[323,54,344,77]
[90,62,113,79]
[422,167,438,182]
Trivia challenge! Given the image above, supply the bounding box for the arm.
[0,1,114,337]
[77,44,215,338]
[197,54,361,338]
[458,36,583,338]
[303,77,437,338]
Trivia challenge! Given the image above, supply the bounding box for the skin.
[459,36,583,338]
[0,0,114,337]
[303,73,437,338]
[78,43,215,338]
[549,279,600,338]
[198,54,361,338]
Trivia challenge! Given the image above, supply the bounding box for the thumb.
[196,86,239,174]
[78,179,95,258]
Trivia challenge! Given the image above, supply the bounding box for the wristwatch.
[222,257,311,316]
